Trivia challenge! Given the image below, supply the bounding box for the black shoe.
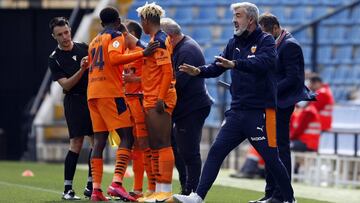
[267,197,284,203]
[83,187,92,198]
[248,196,271,203]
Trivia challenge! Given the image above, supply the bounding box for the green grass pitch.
[0,161,329,203]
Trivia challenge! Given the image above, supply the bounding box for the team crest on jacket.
[251,45,257,53]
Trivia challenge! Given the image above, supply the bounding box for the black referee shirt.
[48,42,89,95]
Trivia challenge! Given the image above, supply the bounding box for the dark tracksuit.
[171,36,213,194]
[265,30,314,201]
[194,27,294,202]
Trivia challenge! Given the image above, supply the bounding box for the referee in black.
[48,17,93,200]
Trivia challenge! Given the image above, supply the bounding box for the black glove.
[143,41,160,56]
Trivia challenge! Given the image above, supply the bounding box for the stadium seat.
[204,46,222,64]
[320,66,335,83]
[337,133,356,156]
[322,0,343,6]
[354,47,360,63]
[270,6,285,22]
[350,5,360,24]
[319,132,336,154]
[302,45,312,64]
[327,26,347,45]
[350,25,360,43]
[280,0,301,6]
[317,46,332,64]
[317,25,330,44]
[344,66,360,85]
[293,29,311,44]
[195,6,218,24]
[192,26,213,45]
[303,0,322,5]
[310,6,328,19]
[333,46,353,64]
[173,7,193,24]
[215,26,233,45]
[323,10,350,25]
[287,7,308,24]
[332,66,352,85]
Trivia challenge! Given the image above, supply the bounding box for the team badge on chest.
[251,45,257,53]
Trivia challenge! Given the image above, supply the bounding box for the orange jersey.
[124,41,145,94]
[87,29,144,99]
[142,30,176,100]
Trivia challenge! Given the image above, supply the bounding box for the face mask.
[234,21,248,36]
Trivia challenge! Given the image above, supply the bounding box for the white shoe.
[173,192,203,203]
[284,199,297,203]
[62,189,81,200]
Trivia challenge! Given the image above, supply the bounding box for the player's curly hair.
[136,2,165,24]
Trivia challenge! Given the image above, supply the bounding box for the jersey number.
[90,46,104,71]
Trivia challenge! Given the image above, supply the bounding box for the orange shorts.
[126,96,147,137]
[88,97,132,133]
[143,90,177,115]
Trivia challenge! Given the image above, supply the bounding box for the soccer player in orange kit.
[86,7,158,201]
[122,20,156,199]
[136,2,177,202]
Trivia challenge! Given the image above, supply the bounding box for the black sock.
[64,150,79,192]
[87,148,93,189]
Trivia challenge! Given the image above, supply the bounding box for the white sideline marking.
[0,181,60,194]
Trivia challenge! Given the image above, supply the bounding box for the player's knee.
[69,137,84,153]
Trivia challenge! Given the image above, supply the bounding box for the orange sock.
[113,148,131,183]
[158,147,174,184]
[144,148,156,191]
[91,158,103,189]
[132,149,144,191]
[151,149,160,185]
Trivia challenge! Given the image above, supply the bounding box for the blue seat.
[332,66,351,85]
[127,10,139,20]
[310,6,328,19]
[319,132,335,154]
[345,67,360,85]
[204,46,222,64]
[192,26,212,45]
[333,46,353,64]
[354,47,360,63]
[322,0,343,6]
[196,6,218,24]
[281,0,301,5]
[293,29,310,44]
[323,10,350,25]
[317,46,332,64]
[173,7,193,24]
[318,25,330,44]
[338,133,356,156]
[220,26,233,40]
[205,106,221,127]
[303,0,322,5]
[350,26,360,43]
[320,66,335,83]
[350,5,360,24]
[327,26,347,45]
[270,6,286,22]
[287,7,308,24]
[223,9,233,21]
[302,46,312,64]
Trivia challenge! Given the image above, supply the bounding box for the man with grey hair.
[160,17,213,196]
[173,2,296,203]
